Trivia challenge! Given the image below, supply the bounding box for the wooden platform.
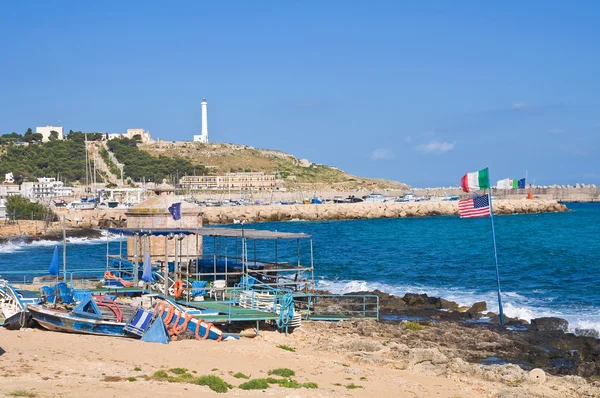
[174,299,280,323]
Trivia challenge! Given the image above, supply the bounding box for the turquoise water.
[1,203,599,332]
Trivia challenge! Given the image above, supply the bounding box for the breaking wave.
[316,278,600,335]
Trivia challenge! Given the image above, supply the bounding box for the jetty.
[50,199,567,230]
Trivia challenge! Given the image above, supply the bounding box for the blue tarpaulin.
[49,246,59,276]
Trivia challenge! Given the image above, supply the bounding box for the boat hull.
[27,305,131,337]
[161,311,223,340]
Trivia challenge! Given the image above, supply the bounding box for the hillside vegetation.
[0,131,96,184]
[139,142,408,191]
[107,138,204,183]
[0,130,407,191]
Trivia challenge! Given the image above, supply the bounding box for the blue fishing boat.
[27,295,135,337]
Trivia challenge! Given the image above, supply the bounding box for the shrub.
[238,378,270,390]
[232,372,250,379]
[268,368,295,377]
[6,196,56,221]
[169,368,188,375]
[193,375,230,393]
[402,321,425,331]
[8,390,37,398]
[152,370,169,379]
[346,383,363,389]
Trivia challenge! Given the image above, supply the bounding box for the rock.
[526,368,546,384]
[402,293,428,306]
[577,361,597,378]
[574,328,599,338]
[467,301,487,314]
[531,317,569,333]
[438,298,459,311]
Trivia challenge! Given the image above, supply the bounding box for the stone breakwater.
[201,199,567,224]
[55,199,566,229]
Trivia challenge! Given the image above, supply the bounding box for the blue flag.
[518,178,526,189]
[141,250,153,283]
[168,202,181,221]
[49,246,59,276]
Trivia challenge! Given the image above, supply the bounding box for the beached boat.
[0,279,39,329]
[27,302,132,337]
[364,193,390,203]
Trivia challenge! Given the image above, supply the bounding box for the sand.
[1,321,597,398]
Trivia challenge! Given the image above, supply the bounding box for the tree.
[49,130,59,141]
[132,134,142,142]
[6,195,56,221]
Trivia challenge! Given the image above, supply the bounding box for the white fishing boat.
[363,193,390,203]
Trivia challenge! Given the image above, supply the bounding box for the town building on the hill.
[179,172,281,191]
[36,126,64,142]
[21,177,73,198]
[107,128,153,143]
[193,99,209,143]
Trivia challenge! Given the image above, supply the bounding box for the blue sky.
[1,1,598,187]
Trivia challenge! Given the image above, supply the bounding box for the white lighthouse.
[193,98,209,143]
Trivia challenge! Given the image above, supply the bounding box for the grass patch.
[239,378,270,390]
[233,372,250,379]
[276,344,296,352]
[333,383,342,386]
[102,376,124,382]
[133,367,142,372]
[8,390,37,398]
[360,376,368,381]
[150,369,231,393]
[127,377,137,382]
[302,382,319,389]
[211,367,219,371]
[402,321,425,331]
[346,383,363,389]
[193,375,231,393]
[268,368,295,377]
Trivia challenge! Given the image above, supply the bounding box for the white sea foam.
[0,230,122,253]
[317,278,600,335]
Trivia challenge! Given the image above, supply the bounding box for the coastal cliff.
[200,199,567,224]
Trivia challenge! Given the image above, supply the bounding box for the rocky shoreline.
[361,290,600,379]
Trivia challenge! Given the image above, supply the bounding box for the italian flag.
[461,168,489,193]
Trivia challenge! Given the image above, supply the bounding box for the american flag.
[458,193,491,218]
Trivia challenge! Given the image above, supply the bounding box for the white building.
[193,99,209,143]
[0,184,20,219]
[107,128,153,143]
[36,126,64,142]
[21,177,73,198]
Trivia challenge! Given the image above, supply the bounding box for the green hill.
[0,131,408,191]
[138,142,408,191]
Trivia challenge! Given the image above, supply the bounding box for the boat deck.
[174,299,280,323]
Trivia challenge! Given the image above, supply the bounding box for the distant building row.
[34,126,154,143]
[179,172,281,191]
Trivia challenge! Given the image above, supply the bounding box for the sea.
[1,203,599,333]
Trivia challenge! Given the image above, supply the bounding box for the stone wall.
[58,199,567,228]
[61,209,128,229]
[200,199,567,224]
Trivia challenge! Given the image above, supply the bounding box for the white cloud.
[415,140,455,154]
[549,128,563,135]
[370,148,394,161]
[404,136,412,143]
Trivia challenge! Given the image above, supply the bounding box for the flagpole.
[62,215,67,283]
[486,170,505,326]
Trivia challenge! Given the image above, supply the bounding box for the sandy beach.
[1,319,597,398]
